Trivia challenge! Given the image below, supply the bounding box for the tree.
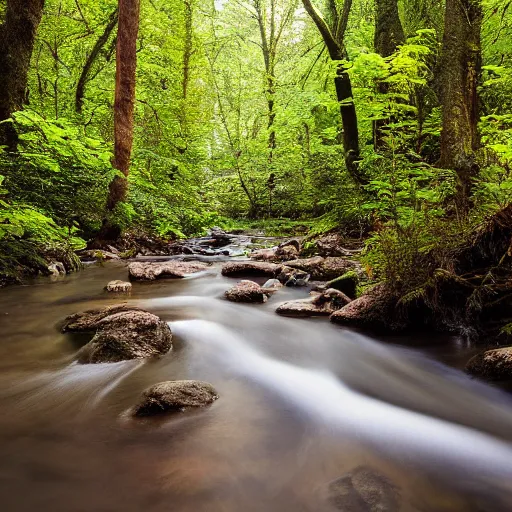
[437,0,482,212]
[301,0,365,184]
[373,0,404,149]
[106,0,140,215]
[0,0,46,149]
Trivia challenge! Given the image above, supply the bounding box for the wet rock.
[200,227,233,248]
[225,280,268,303]
[48,262,66,276]
[466,347,512,380]
[132,380,219,417]
[262,279,283,290]
[315,271,359,299]
[330,284,400,332]
[277,266,310,287]
[274,239,301,261]
[221,261,282,278]
[286,256,358,281]
[324,466,401,512]
[62,305,172,364]
[129,261,208,281]
[277,289,351,318]
[79,250,121,261]
[105,280,132,293]
[250,248,277,261]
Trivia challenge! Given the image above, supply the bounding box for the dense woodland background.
[1,0,511,305]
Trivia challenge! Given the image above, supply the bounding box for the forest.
[1,0,512,343]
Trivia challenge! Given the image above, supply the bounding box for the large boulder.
[323,466,401,512]
[466,347,512,380]
[128,261,208,281]
[221,261,282,277]
[286,256,358,281]
[132,380,219,417]
[62,305,172,364]
[225,280,269,303]
[276,289,351,318]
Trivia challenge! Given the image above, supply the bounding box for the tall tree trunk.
[373,0,404,149]
[75,8,118,113]
[0,0,45,150]
[106,0,140,213]
[301,0,365,185]
[437,0,482,212]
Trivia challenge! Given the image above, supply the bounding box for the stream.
[1,256,512,511]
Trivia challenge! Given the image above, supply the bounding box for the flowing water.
[1,259,512,511]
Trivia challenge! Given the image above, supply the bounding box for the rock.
[330,284,400,332]
[277,266,310,287]
[275,244,299,261]
[262,279,283,290]
[221,261,282,278]
[225,280,268,303]
[201,227,233,248]
[62,305,172,364]
[48,262,66,276]
[316,233,353,257]
[277,289,351,318]
[286,256,358,281]
[318,271,359,299]
[274,239,301,261]
[80,250,121,261]
[105,280,132,293]
[132,380,219,417]
[324,466,401,512]
[466,347,512,380]
[128,261,208,281]
[250,248,277,261]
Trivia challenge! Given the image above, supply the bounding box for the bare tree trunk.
[373,0,404,149]
[0,0,45,150]
[75,8,118,113]
[437,0,482,212]
[106,0,140,213]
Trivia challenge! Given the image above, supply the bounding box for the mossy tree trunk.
[373,0,404,149]
[0,0,45,150]
[437,0,482,213]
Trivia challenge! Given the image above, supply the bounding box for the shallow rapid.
[0,260,511,511]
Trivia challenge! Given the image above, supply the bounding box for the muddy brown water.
[1,260,512,512]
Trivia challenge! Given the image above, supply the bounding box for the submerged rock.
[276,289,351,318]
[262,278,283,290]
[105,280,132,293]
[128,261,208,281]
[466,347,512,380]
[132,380,219,417]
[225,280,269,303]
[221,261,282,277]
[286,256,358,281]
[62,305,172,364]
[324,466,401,512]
